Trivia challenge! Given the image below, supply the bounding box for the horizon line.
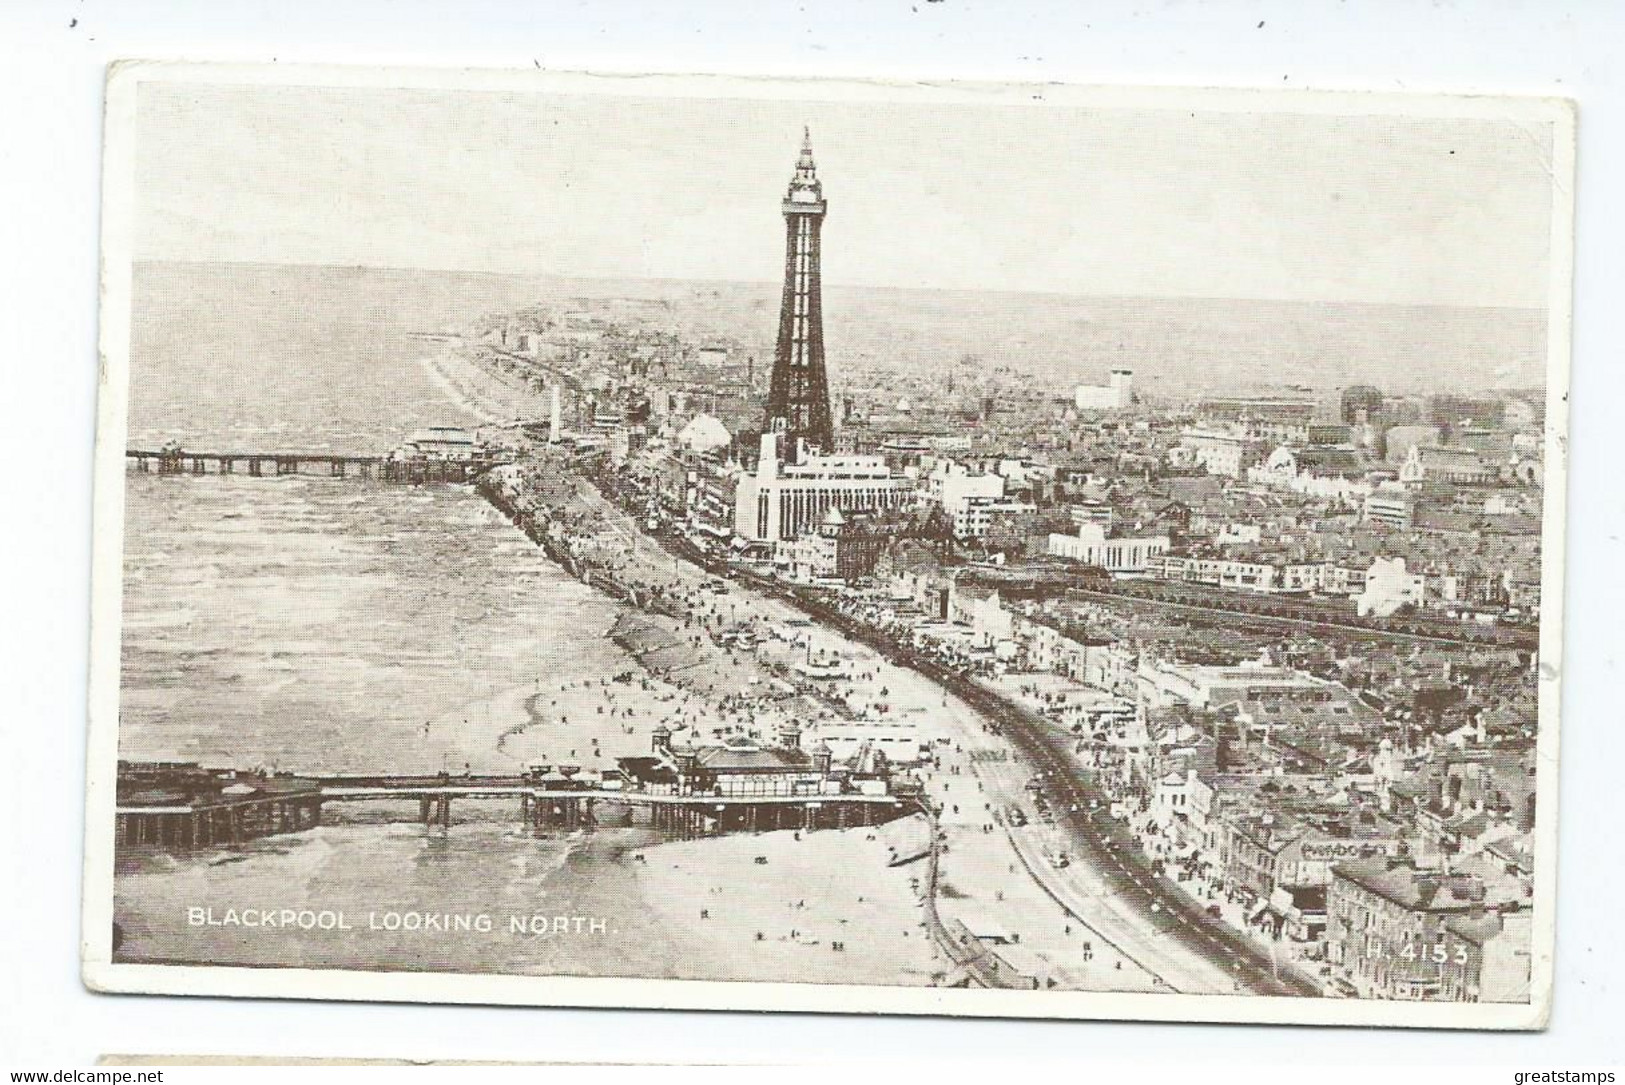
[130,257,1550,316]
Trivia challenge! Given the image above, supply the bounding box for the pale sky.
[134,81,1557,308]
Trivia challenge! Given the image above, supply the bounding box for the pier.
[114,763,921,851]
[115,764,327,850]
[126,448,498,484]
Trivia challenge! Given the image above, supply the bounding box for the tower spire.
[763,129,834,456]
[790,126,821,193]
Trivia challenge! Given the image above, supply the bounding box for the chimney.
[1518,791,1536,833]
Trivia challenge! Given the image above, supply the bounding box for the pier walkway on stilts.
[115,764,925,849]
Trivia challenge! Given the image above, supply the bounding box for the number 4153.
[1399,941,1469,963]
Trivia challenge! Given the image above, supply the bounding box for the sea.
[115,261,685,977]
[121,261,631,774]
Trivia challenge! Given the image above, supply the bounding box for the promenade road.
[739,581,1321,998]
[582,494,1307,996]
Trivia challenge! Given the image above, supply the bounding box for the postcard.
[83,61,1573,1028]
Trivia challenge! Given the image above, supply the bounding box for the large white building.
[956,495,1038,538]
[1074,368,1134,411]
[677,413,732,454]
[1047,521,1169,574]
[926,459,1005,536]
[922,460,1038,538]
[1178,426,1266,479]
[733,433,914,543]
[1137,659,1331,709]
[1358,556,1426,618]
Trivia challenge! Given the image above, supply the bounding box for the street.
[633,513,1320,997]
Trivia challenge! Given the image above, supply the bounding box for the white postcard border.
[81,59,1576,1031]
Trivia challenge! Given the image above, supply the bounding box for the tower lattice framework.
[764,128,835,455]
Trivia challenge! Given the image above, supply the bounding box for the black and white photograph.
[80,63,1572,1030]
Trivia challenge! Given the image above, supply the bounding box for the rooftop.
[1332,859,1487,912]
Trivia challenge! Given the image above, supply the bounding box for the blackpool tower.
[763,127,835,456]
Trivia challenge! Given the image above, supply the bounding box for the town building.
[1213,811,1311,913]
[1068,500,1114,532]
[1364,483,1417,529]
[1358,556,1427,618]
[780,507,888,583]
[1439,909,1535,1002]
[1073,368,1134,411]
[1384,424,1445,466]
[1046,521,1169,574]
[925,459,1035,537]
[1326,858,1530,1001]
[947,583,1015,649]
[1178,426,1267,479]
[1008,615,1095,679]
[1341,384,1386,426]
[1428,394,1506,429]
[677,413,732,454]
[1401,445,1501,486]
[1196,395,1319,424]
[1137,659,1332,710]
[957,495,1039,539]
[686,462,740,541]
[1252,445,1373,499]
[733,432,914,543]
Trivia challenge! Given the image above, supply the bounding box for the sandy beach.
[478,453,1184,990]
[418,346,550,427]
[631,821,942,986]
